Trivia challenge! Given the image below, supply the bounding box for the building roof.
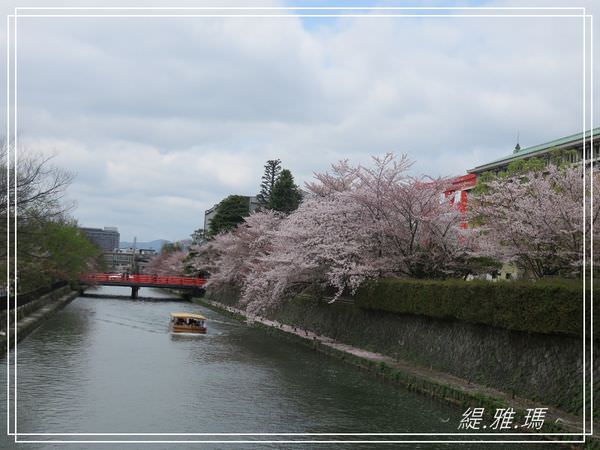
[170,312,207,320]
[468,127,599,174]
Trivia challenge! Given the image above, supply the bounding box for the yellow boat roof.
[170,312,207,320]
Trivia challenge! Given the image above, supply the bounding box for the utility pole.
[132,236,137,274]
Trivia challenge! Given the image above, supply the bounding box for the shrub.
[354,278,593,337]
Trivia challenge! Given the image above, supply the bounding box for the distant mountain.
[120,239,170,252]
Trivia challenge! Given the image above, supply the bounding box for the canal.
[1,287,556,448]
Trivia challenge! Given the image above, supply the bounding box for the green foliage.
[17,220,101,290]
[268,169,302,213]
[472,148,578,195]
[191,228,206,244]
[160,241,183,254]
[256,159,282,208]
[354,278,590,337]
[0,148,85,292]
[209,195,250,236]
[505,157,545,175]
[471,171,495,195]
[42,222,101,279]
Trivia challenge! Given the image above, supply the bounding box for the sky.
[1,0,599,242]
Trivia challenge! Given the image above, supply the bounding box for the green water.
[0,287,559,449]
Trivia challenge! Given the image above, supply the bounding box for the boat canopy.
[170,312,207,320]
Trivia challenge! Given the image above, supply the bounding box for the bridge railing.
[81,273,206,287]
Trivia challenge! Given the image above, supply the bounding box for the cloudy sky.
[2,1,598,242]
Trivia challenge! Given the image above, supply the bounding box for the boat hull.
[170,325,207,334]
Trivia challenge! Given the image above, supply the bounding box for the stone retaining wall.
[0,286,79,351]
[206,286,597,419]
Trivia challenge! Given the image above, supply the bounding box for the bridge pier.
[131,286,139,299]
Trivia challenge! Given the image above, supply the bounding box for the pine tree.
[256,159,282,208]
[268,169,302,213]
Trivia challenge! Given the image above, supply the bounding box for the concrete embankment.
[0,285,79,351]
[204,284,596,414]
[195,295,596,446]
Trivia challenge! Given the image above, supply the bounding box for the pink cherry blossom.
[469,164,598,278]
[193,154,475,313]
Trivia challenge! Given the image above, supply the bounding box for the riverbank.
[195,296,595,446]
[207,281,595,413]
[0,285,79,351]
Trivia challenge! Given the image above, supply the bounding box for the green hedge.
[354,278,594,337]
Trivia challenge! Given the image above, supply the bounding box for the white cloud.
[3,1,598,240]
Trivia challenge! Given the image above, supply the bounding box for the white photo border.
[5,5,594,445]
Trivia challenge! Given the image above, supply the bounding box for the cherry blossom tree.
[470,163,597,278]
[306,154,475,279]
[233,154,476,312]
[240,193,379,312]
[185,153,598,314]
[145,249,187,276]
[189,210,283,291]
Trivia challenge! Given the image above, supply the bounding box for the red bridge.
[81,273,206,298]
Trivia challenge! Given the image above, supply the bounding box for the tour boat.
[170,312,207,334]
